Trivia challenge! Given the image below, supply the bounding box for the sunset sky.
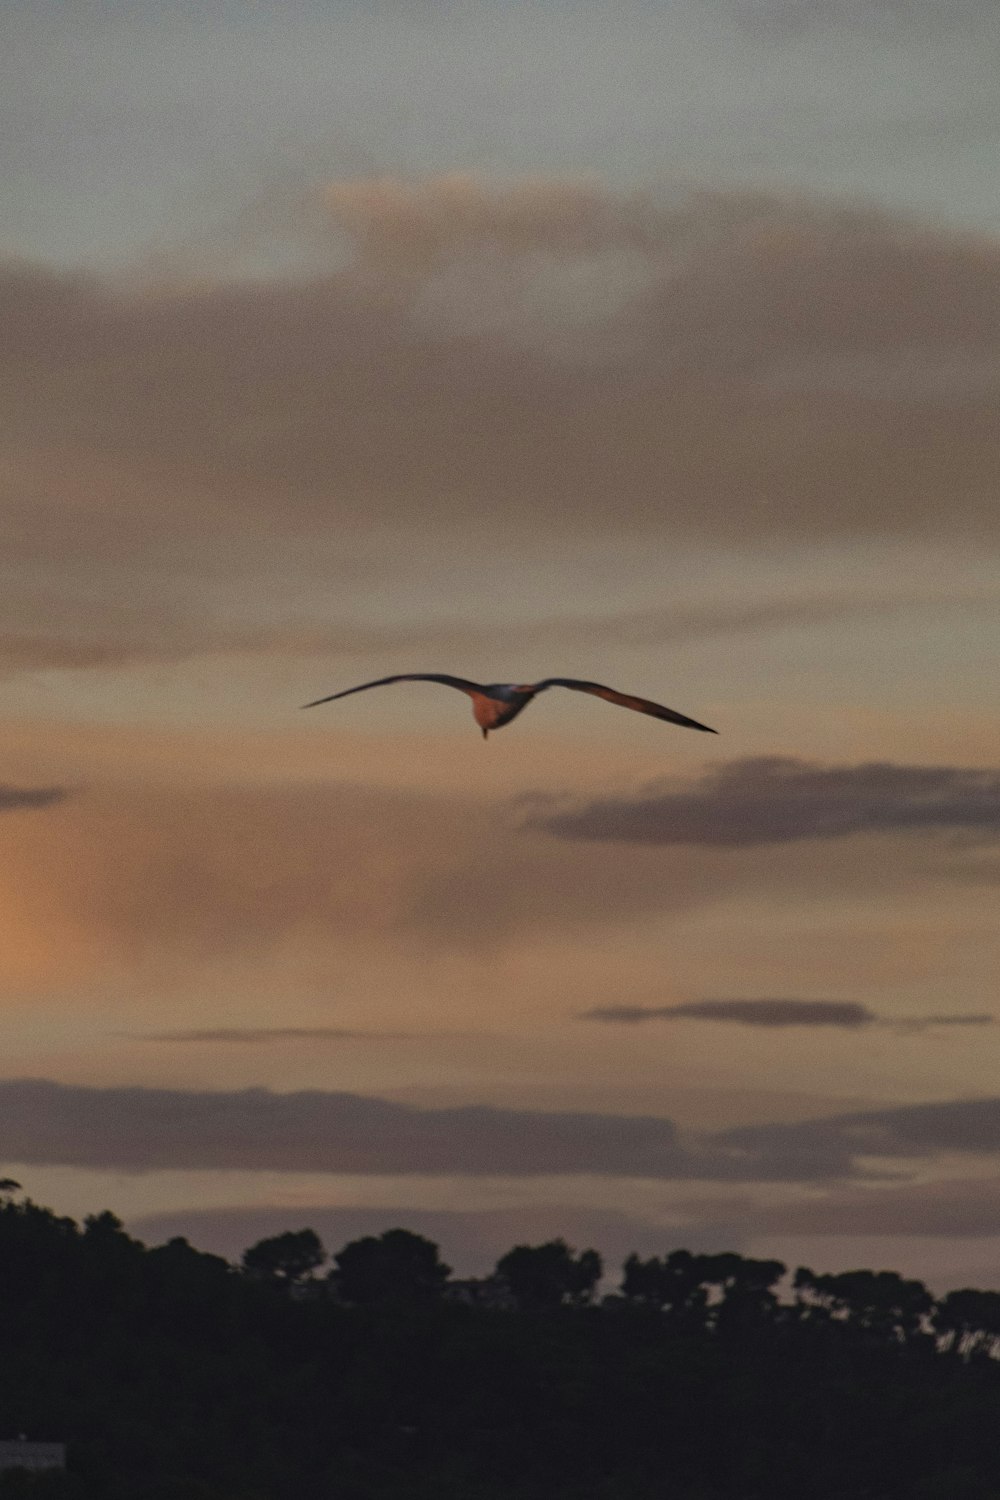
[2,0,1000,1289]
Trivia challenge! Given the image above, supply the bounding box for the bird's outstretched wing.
[302,673,484,709]
[534,678,717,733]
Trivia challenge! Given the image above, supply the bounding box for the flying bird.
[302,674,717,738]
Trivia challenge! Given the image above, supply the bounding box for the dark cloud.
[534,758,1000,848]
[0,1079,689,1178]
[0,785,68,812]
[0,1078,868,1184]
[719,1098,1000,1177]
[10,1080,1000,1187]
[584,999,877,1027]
[582,999,994,1031]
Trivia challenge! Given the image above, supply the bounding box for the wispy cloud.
[7,582,993,677]
[892,1014,995,1034]
[535,758,1000,847]
[132,1028,432,1044]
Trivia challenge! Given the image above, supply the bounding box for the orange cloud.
[0,729,995,1004]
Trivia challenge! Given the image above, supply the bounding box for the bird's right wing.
[302,673,484,709]
[535,678,717,733]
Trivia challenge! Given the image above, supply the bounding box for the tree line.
[238,1218,1000,1358]
[2,1181,1000,1499]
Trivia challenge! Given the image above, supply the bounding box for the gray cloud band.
[534,758,1000,847]
[4,1080,1000,1184]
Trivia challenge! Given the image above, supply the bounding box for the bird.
[302,673,717,738]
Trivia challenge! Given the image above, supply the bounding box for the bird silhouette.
[302,674,717,738]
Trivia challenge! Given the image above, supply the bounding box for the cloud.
[3,179,999,601]
[3,743,993,996]
[8,578,988,677]
[534,758,1000,847]
[4,179,999,702]
[0,1077,869,1183]
[581,999,995,1031]
[323,173,653,276]
[0,785,68,812]
[3,576,992,678]
[0,771,722,985]
[583,999,878,1027]
[719,1098,1000,1175]
[892,1014,995,1033]
[0,1078,693,1177]
[9,1080,1000,1188]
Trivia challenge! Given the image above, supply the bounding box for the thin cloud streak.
[4,582,994,678]
[129,1028,433,1044]
[584,999,878,1028]
[582,999,995,1030]
[890,1014,995,1034]
[0,784,69,812]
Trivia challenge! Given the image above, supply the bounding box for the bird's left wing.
[534,678,717,733]
[301,673,483,709]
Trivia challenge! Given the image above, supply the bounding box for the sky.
[1,0,999,1291]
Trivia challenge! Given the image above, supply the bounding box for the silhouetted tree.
[793,1266,932,1345]
[935,1288,1000,1360]
[241,1228,325,1286]
[330,1227,451,1305]
[495,1239,602,1308]
[621,1249,711,1327]
[704,1252,786,1334]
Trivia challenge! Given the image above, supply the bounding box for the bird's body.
[302,673,716,737]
